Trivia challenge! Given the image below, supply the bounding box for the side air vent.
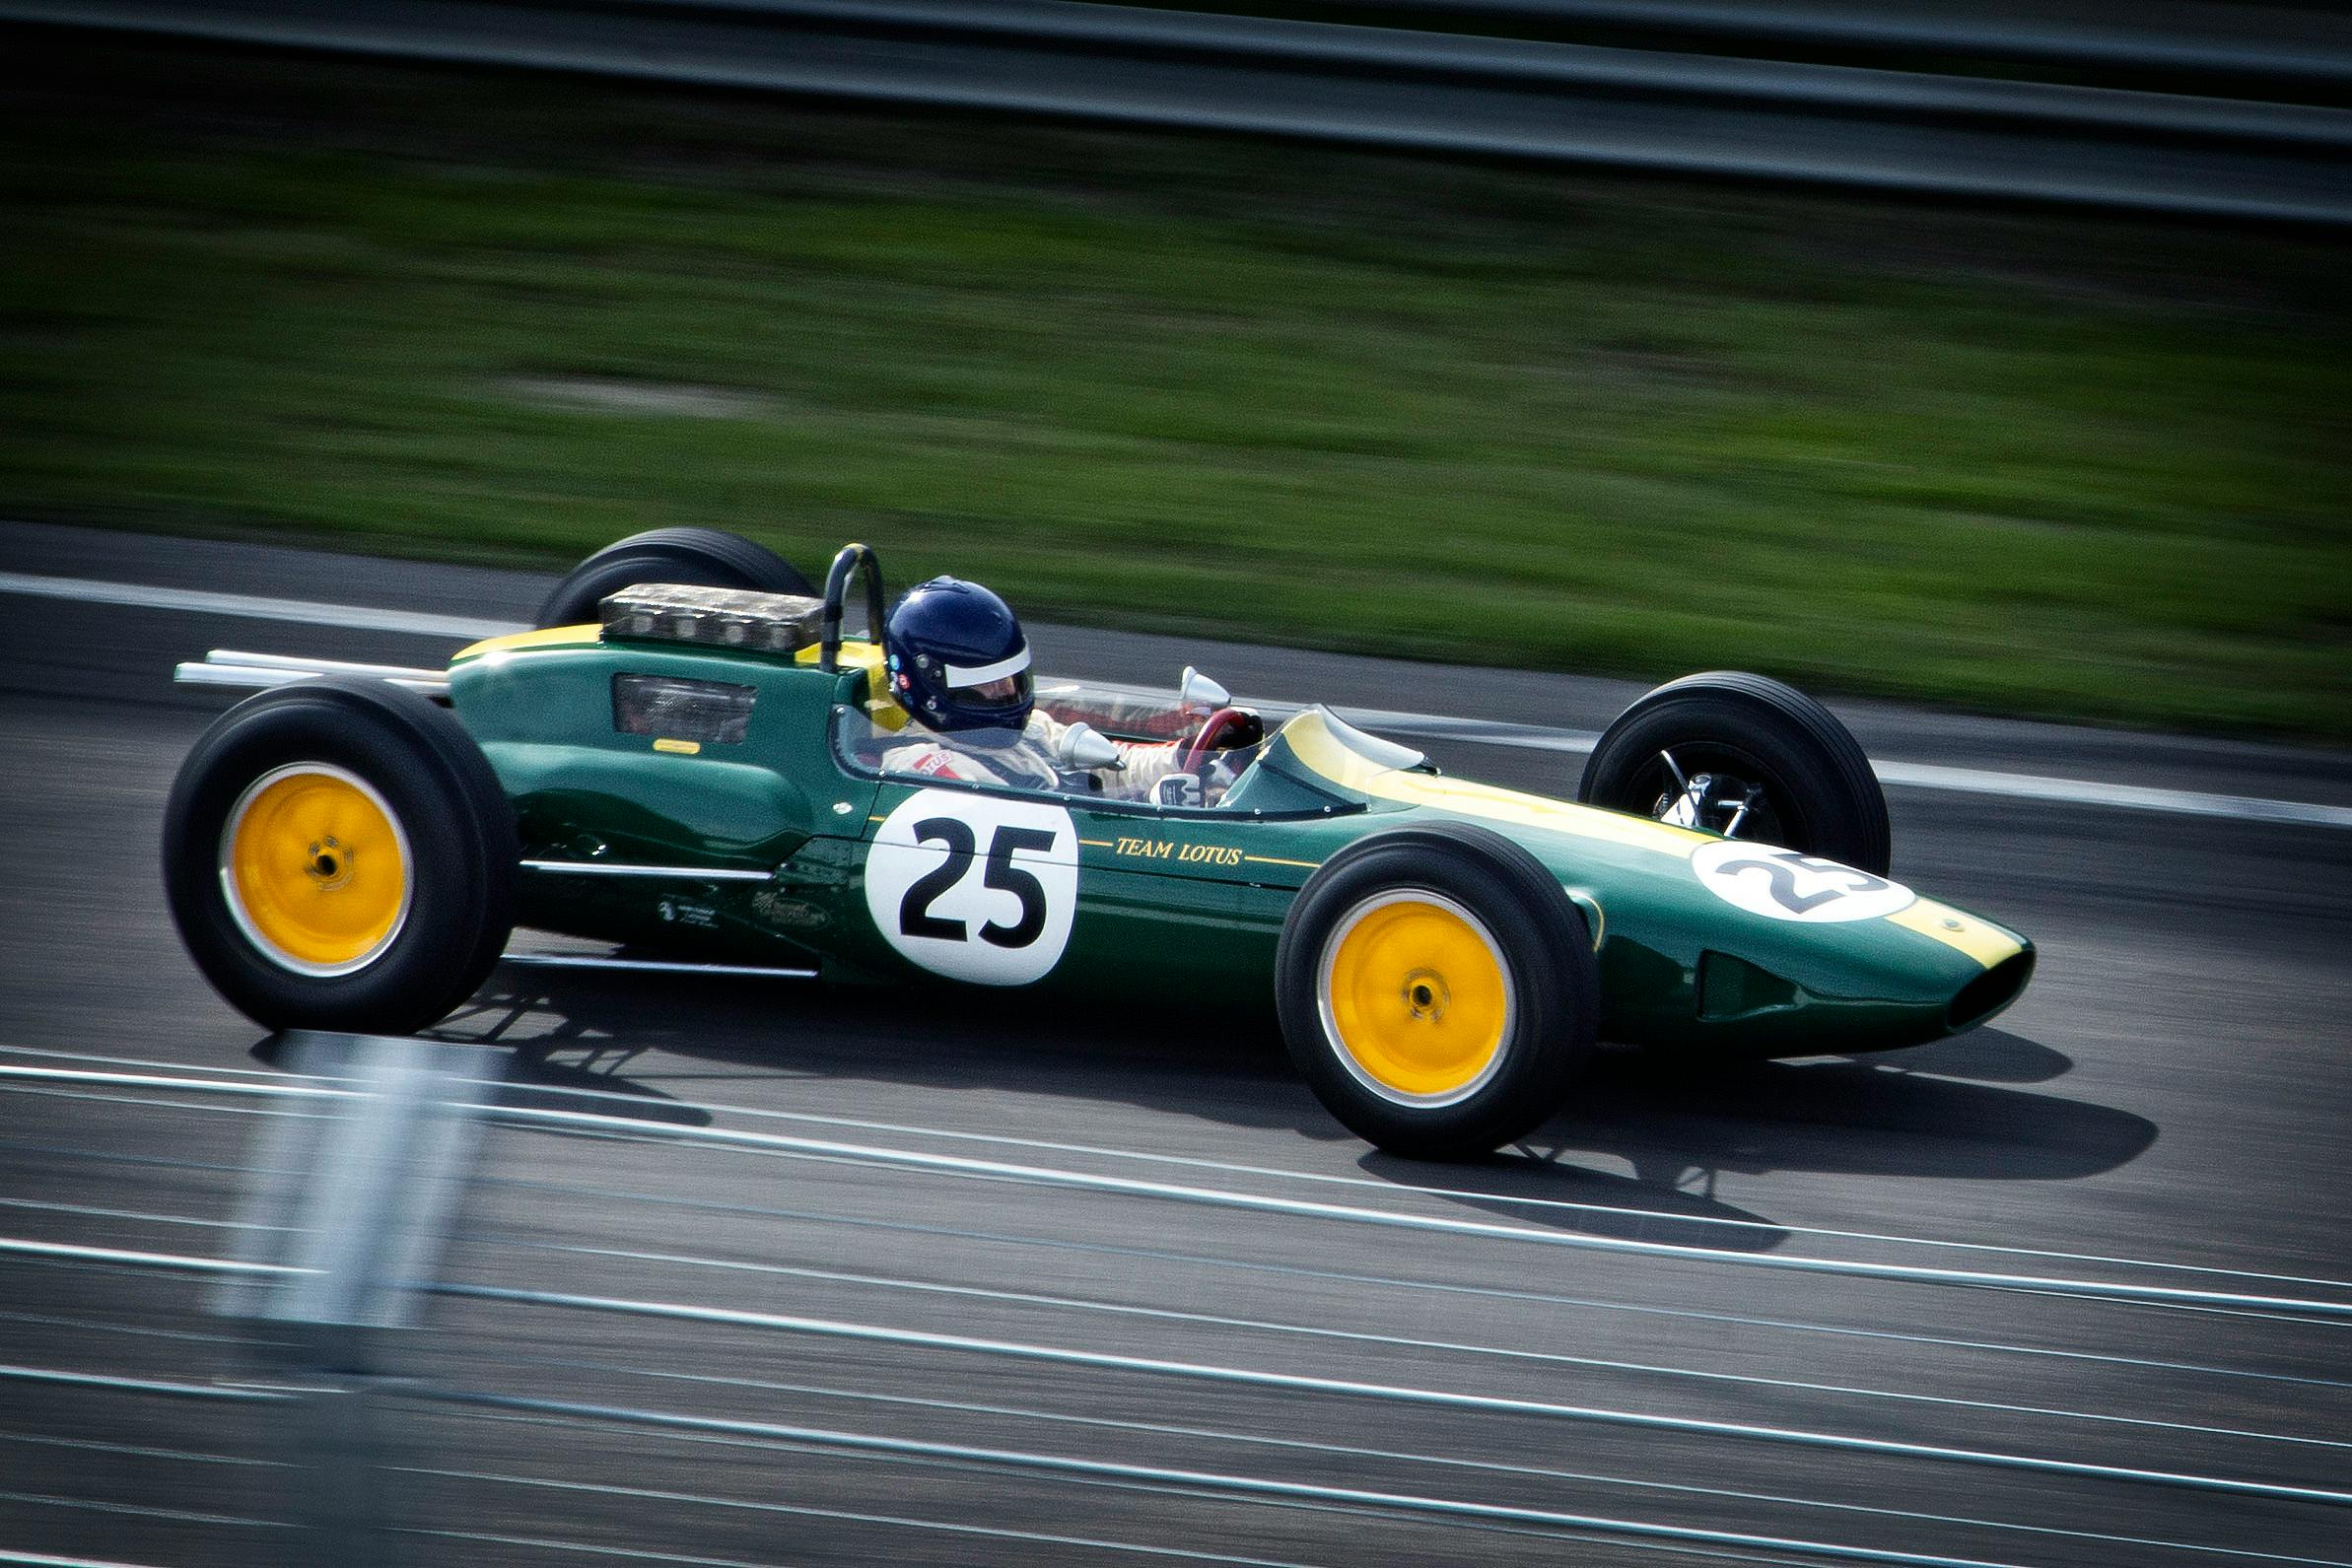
[1697,951,1801,1021]
[1949,950,2036,1031]
[613,673,756,746]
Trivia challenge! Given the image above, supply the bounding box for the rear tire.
[536,527,813,629]
[1276,822,1597,1159]
[163,678,519,1034]
[1577,671,1891,875]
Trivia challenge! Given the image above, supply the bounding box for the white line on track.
[6,567,2348,829]
[31,1043,2343,1304]
[487,1355,2352,1568]
[431,1291,2352,1511]
[434,1102,2352,1318]
[0,1195,273,1232]
[0,570,525,642]
[15,1064,2352,1318]
[485,1174,2352,1393]
[30,1045,2304,1292]
[0,1430,283,1469]
[428,1383,2058,1568]
[481,1067,2349,1293]
[0,1361,286,1398]
[14,1047,2352,1300]
[16,1075,2339,1396]
[401,1472,1326,1568]
[1871,757,2352,826]
[522,1238,2351,1452]
[0,1236,293,1277]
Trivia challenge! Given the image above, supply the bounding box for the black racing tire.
[1275,821,1598,1159]
[1577,671,1891,875]
[536,527,813,629]
[162,678,519,1035]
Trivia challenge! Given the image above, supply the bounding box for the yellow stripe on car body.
[1885,900,2026,969]
[1279,709,1707,857]
[452,623,601,662]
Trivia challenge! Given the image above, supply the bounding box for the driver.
[876,577,1247,797]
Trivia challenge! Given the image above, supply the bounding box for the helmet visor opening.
[952,668,1034,712]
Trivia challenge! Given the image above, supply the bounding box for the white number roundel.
[1690,841,1915,923]
[865,788,1079,985]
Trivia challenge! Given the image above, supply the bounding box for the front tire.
[1577,671,1891,875]
[536,527,813,629]
[163,679,519,1034]
[1276,823,1597,1159]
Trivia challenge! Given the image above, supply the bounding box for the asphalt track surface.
[3,518,2349,1567]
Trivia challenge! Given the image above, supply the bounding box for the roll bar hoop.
[819,543,886,674]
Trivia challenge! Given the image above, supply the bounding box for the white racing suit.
[880,711,1190,799]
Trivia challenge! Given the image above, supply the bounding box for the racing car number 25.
[864,788,1079,985]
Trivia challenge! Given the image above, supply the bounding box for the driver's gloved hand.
[1204,750,1255,792]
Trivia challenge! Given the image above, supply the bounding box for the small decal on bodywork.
[1112,837,1244,867]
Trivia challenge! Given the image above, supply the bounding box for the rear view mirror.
[1057,722,1124,772]
[1179,665,1230,716]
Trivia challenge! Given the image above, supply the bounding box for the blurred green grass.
[2,48,2347,738]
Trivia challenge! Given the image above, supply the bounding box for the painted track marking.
[12,1042,2352,1297]
[0,570,526,642]
[12,1064,2352,1320]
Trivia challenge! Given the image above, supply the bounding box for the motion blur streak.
[417,1386,2049,1568]
[464,1065,2352,1286]
[470,1101,2352,1316]
[433,1282,2352,1508]
[518,1239,2352,1452]
[6,0,2350,221]
[0,1366,284,1401]
[0,1237,292,1279]
[9,1042,2336,1286]
[17,1065,2352,1396]
[409,1363,2340,1565]
[471,1179,2352,1392]
[0,571,524,642]
[14,1062,2352,1315]
[400,1470,1329,1567]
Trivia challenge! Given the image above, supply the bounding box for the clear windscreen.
[1031,679,1195,741]
[831,680,1313,811]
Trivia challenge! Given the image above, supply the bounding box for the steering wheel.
[1180,708,1260,773]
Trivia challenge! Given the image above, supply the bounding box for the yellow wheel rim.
[1317,892,1513,1107]
[219,764,411,976]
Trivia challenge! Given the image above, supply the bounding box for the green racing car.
[164,530,2033,1158]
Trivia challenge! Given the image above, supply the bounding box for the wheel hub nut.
[1404,969,1448,1020]
[306,836,352,888]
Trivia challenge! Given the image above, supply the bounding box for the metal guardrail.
[3,0,2349,223]
[1278,0,2352,88]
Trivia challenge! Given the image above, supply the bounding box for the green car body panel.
[449,624,2032,1057]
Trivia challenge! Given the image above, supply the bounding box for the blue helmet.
[884,577,1034,736]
